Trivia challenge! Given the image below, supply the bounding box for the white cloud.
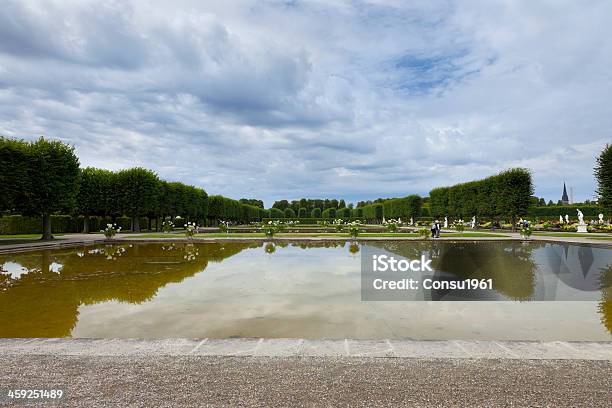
[0,0,610,205]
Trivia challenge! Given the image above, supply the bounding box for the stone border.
[1,338,610,360]
[2,233,611,254]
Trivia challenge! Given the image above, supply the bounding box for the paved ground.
[1,354,610,407]
[1,339,610,407]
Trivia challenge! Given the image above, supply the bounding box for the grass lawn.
[533,232,610,238]
[0,233,67,239]
[123,231,510,239]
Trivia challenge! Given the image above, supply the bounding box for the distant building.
[561,182,569,205]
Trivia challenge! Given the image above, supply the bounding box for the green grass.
[533,232,609,238]
[589,236,612,240]
[0,233,66,239]
[123,231,509,239]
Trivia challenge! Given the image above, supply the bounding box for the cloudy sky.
[1,0,610,206]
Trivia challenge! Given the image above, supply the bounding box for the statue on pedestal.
[471,216,476,229]
[559,215,563,224]
[599,213,604,224]
[444,217,448,229]
[565,214,569,224]
[576,209,588,233]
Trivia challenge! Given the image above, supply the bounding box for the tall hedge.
[382,195,422,219]
[362,203,383,221]
[311,208,322,218]
[298,208,307,218]
[428,168,533,225]
[269,208,284,218]
[284,208,296,218]
[321,208,336,218]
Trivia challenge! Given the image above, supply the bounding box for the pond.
[0,241,610,340]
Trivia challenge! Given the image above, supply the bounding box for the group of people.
[430,220,442,238]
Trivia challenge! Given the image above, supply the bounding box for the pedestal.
[576,223,588,233]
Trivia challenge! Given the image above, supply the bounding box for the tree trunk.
[41,213,54,240]
[511,215,516,232]
[133,216,140,232]
[82,215,90,234]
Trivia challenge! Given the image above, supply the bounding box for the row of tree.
[0,137,264,239]
[272,198,353,213]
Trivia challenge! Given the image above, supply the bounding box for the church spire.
[561,182,569,205]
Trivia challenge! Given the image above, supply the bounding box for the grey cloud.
[0,0,610,206]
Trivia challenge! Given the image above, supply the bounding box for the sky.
[0,0,610,207]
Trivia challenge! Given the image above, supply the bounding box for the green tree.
[311,208,322,218]
[0,137,31,214]
[284,208,296,218]
[116,168,160,232]
[298,207,307,218]
[77,168,114,233]
[27,138,81,240]
[595,144,612,214]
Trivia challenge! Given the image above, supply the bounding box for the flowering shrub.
[417,228,430,238]
[383,219,401,233]
[332,219,344,232]
[349,242,360,254]
[261,220,281,238]
[561,224,577,232]
[520,222,533,239]
[218,220,230,233]
[347,220,362,238]
[184,222,198,238]
[318,220,330,232]
[101,223,121,239]
[162,220,174,233]
[452,220,465,232]
[264,242,276,254]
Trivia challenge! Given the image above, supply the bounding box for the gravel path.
[1,355,610,407]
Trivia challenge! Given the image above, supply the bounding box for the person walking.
[435,220,441,238]
[431,221,437,238]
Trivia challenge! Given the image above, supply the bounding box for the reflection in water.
[0,241,610,339]
[600,265,612,333]
[0,243,257,337]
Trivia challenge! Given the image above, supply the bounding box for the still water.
[0,241,610,340]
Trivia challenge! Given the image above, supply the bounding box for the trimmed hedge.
[321,208,336,218]
[337,208,351,218]
[429,168,533,222]
[298,208,308,218]
[362,203,383,221]
[382,195,422,219]
[0,215,153,235]
[311,208,322,218]
[262,217,362,224]
[527,205,603,217]
[269,208,284,218]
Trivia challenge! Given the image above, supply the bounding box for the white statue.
[410,217,413,226]
[565,214,569,224]
[471,216,476,229]
[599,213,604,224]
[559,215,564,224]
[576,209,588,233]
[444,217,448,228]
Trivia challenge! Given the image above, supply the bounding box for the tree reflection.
[369,241,538,300]
[599,264,612,334]
[0,242,257,337]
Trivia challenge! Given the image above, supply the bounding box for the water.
[0,241,610,340]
